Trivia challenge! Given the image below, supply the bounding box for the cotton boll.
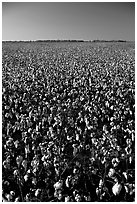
[15,197,20,202]
[16,155,23,166]
[112,157,119,167]
[58,193,63,200]
[123,172,128,180]
[76,134,79,141]
[75,194,82,202]
[99,179,103,188]
[124,185,129,193]
[10,191,15,197]
[35,189,41,197]
[108,168,115,178]
[22,160,27,171]
[112,182,122,195]
[6,194,12,201]
[65,175,72,188]
[65,196,70,202]
[24,174,29,182]
[13,169,19,177]
[110,105,114,110]
[54,180,63,190]
[96,187,100,196]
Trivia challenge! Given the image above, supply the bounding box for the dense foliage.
[2,41,135,202]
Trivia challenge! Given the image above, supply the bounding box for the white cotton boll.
[96,187,100,196]
[36,124,39,131]
[6,194,12,201]
[41,155,46,162]
[65,177,69,188]
[13,169,19,176]
[24,174,29,182]
[10,191,15,196]
[67,135,72,141]
[129,156,132,164]
[15,197,20,202]
[89,77,92,86]
[126,138,131,145]
[75,194,81,202]
[14,140,19,148]
[76,134,79,141]
[27,169,31,174]
[113,125,117,130]
[124,185,129,193]
[108,168,115,178]
[28,128,32,133]
[110,117,113,121]
[22,160,27,171]
[112,182,122,196]
[73,168,79,174]
[33,168,37,174]
[129,110,132,115]
[58,193,63,200]
[65,175,72,188]
[54,180,63,190]
[43,161,47,167]
[112,158,119,167]
[105,101,109,108]
[110,105,114,110]
[16,155,23,166]
[35,189,41,197]
[99,179,103,188]
[54,190,58,198]
[132,133,135,141]
[123,172,128,180]
[65,196,70,202]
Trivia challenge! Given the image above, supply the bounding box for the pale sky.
[2,2,135,41]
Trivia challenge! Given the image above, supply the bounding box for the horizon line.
[2,39,134,42]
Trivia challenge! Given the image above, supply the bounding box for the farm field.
[2,41,135,202]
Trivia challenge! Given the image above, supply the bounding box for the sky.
[2,2,135,41]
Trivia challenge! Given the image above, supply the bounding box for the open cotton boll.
[65,175,72,188]
[65,196,70,202]
[14,197,20,202]
[13,169,19,177]
[16,155,23,166]
[24,174,29,182]
[10,191,15,196]
[35,189,41,197]
[112,182,122,196]
[108,168,115,178]
[6,193,12,201]
[22,160,27,171]
[123,172,128,180]
[75,194,82,202]
[54,180,63,190]
[112,157,120,167]
[76,134,79,141]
